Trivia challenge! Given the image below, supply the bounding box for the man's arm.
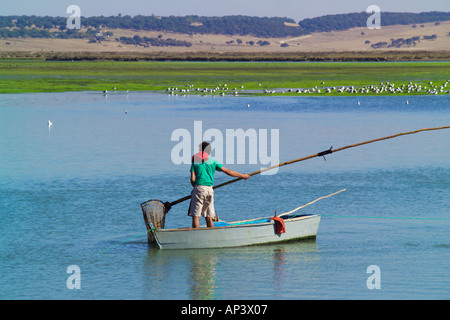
[221,166,250,180]
[190,171,196,187]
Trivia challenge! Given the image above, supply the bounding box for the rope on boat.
[278,189,346,218]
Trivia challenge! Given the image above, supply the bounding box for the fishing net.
[141,199,167,243]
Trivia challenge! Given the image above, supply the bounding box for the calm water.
[0,91,449,300]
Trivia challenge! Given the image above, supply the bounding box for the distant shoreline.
[2,50,450,62]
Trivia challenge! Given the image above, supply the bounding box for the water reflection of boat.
[148,214,320,250]
[143,240,319,299]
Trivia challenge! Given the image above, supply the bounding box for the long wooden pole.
[166,125,450,208]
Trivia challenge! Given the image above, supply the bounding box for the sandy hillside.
[0,21,449,53]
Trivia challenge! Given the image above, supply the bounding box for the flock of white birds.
[165,80,450,97]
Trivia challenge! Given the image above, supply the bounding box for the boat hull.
[151,214,320,250]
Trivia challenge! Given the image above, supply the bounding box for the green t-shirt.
[190,158,223,186]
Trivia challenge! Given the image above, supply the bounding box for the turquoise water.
[0,92,449,300]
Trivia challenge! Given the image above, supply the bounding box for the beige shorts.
[188,185,215,218]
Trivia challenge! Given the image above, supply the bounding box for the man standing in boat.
[189,141,250,229]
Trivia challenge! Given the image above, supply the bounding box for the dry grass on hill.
[0,21,448,55]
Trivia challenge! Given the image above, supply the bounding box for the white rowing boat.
[147,213,321,250]
[142,190,346,250]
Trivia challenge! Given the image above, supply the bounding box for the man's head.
[199,141,211,155]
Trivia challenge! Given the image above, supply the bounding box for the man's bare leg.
[205,217,214,228]
[192,216,200,229]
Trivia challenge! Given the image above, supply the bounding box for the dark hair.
[200,141,211,154]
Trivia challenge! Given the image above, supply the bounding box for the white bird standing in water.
[48,120,53,127]
[247,104,250,108]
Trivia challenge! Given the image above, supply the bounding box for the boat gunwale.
[154,213,320,233]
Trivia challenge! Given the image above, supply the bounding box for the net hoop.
[141,199,166,243]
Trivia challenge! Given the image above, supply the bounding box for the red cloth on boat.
[192,151,209,163]
[270,217,286,234]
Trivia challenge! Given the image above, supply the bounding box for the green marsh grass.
[0,60,449,95]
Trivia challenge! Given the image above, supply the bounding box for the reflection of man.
[189,142,250,229]
[190,252,218,300]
